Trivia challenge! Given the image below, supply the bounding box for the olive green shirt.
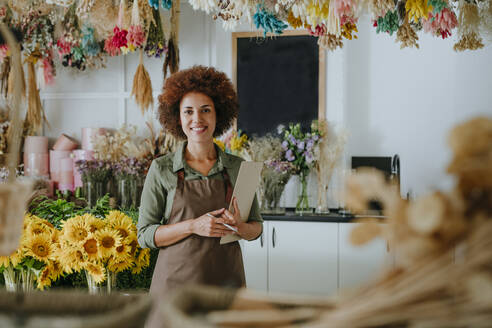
[137,142,263,249]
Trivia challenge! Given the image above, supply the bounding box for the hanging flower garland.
[56,4,89,71]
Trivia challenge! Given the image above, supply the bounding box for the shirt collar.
[172,141,234,173]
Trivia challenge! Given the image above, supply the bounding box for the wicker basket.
[0,290,152,328]
[0,23,32,256]
[160,285,333,328]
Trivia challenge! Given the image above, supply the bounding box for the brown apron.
[146,169,245,328]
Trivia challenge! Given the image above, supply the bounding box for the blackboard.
[233,32,324,137]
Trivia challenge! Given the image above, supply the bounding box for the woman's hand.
[190,208,237,237]
[221,197,263,240]
[221,197,246,235]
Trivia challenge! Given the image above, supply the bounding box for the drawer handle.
[260,233,264,247]
[272,227,276,248]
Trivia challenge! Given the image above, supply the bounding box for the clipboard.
[220,161,263,244]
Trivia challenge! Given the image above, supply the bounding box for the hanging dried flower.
[318,33,344,51]
[454,2,484,52]
[26,61,48,133]
[422,7,458,39]
[375,9,400,35]
[253,4,289,36]
[341,21,358,40]
[370,0,395,18]
[454,31,484,51]
[131,50,153,115]
[405,0,433,23]
[287,10,307,29]
[396,18,420,49]
[144,8,166,58]
[309,24,327,37]
[306,0,329,26]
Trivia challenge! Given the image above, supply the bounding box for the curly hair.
[158,66,239,140]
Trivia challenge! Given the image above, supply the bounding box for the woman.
[137,66,263,326]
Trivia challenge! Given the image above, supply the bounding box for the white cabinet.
[240,230,268,292]
[338,223,390,289]
[241,220,391,296]
[267,221,338,296]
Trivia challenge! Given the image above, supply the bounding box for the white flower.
[277,124,285,134]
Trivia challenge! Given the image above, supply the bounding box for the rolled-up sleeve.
[137,160,167,249]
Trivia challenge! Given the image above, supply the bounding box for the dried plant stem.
[131,49,153,115]
[1,23,23,182]
[26,61,48,133]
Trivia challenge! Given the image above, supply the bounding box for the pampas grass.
[7,49,25,100]
[315,120,347,212]
[131,50,153,115]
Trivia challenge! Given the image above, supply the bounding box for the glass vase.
[118,178,132,209]
[83,180,106,208]
[106,270,117,294]
[296,170,312,215]
[85,269,100,295]
[3,266,18,292]
[19,268,36,293]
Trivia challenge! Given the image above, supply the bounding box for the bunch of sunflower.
[0,214,63,291]
[58,210,149,291]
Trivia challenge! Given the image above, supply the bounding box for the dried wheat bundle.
[7,50,25,100]
[314,116,492,327]
[0,23,33,256]
[26,61,48,133]
[131,50,153,115]
[318,33,344,51]
[396,18,420,49]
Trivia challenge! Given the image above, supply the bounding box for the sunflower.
[25,234,52,263]
[126,232,139,257]
[107,257,132,273]
[59,247,86,273]
[49,260,64,281]
[106,210,135,239]
[132,248,150,274]
[85,262,106,284]
[82,235,100,261]
[8,249,22,267]
[62,215,90,244]
[0,255,9,268]
[37,266,52,290]
[95,228,121,259]
[113,242,133,265]
[85,215,106,233]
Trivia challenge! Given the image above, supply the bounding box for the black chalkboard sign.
[233,32,323,136]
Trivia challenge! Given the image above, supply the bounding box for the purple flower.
[281,140,288,150]
[297,141,305,150]
[306,139,314,150]
[312,134,319,141]
[305,151,314,164]
[289,134,297,145]
[285,149,295,162]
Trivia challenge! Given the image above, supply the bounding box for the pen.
[206,213,238,233]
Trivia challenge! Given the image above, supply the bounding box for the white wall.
[38,6,492,204]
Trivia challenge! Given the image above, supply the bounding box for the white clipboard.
[220,161,263,244]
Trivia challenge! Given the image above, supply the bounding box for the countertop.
[261,210,386,223]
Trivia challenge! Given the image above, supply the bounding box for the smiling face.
[179,92,217,143]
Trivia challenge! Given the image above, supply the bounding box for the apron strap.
[177,170,185,190]
[222,170,233,205]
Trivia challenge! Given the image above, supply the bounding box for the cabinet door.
[268,221,338,296]
[339,223,390,290]
[240,223,268,292]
